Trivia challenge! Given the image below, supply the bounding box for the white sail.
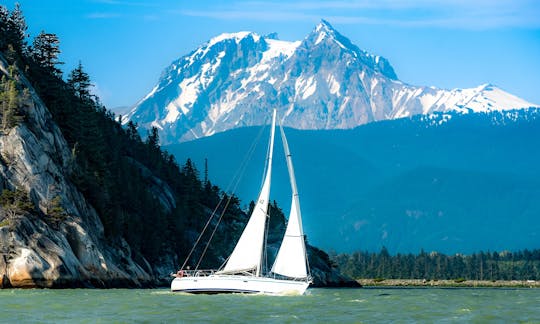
[271,123,308,279]
[220,110,277,275]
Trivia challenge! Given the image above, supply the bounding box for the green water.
[1,288,539,323]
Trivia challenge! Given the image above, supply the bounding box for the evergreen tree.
[0,188,35,217]
[31,31,63,76]
[126,120,140,141]
[0,6,9,51]
[146,126,160,150]
[0,64,26,131]
[5,3,27,57]
[1,75,20,130]
[67,61,93,103]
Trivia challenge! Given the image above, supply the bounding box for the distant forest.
[332,248,540,281]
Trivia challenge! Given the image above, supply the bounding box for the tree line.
[331,248,540,281]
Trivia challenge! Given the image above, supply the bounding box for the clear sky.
[4,0,540,108]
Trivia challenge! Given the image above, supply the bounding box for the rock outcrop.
[307,247,360,288]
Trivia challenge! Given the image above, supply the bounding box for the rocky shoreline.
[357,279,540,288]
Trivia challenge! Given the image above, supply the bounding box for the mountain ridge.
[127,20,537,143]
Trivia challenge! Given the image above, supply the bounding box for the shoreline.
[357,279,539,288]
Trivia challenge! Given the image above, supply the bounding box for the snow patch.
[178,76,199,105]
[327,74,340,95]
[295,76,317,100]
[208,31,259,47]
[264,39,300,61]
[150,120,163,130]
[141,84,159,102]
[239,39,299,90]
[314,31,327,45]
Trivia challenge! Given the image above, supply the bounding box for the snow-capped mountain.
[127,20,537,143]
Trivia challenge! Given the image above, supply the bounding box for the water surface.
[1,287,539,323]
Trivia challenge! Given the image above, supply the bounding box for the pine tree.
[0,64,25,131]
[146,126,160,150]
[0,188,34,217]
[0,6,9,51]
[126,120,140,142]
[31,31,63,76]
[5,3,27,57]
[67,61,93,103]
[2,76,19,130]
[45,195,66,225]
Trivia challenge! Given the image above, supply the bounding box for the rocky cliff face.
[0,56,157,288]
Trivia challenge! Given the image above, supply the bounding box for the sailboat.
[171,109,312,295]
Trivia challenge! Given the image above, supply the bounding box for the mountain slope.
[166,109,540,254]
[128,20,537,143]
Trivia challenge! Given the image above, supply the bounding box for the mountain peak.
[478,83,495,91]
[305,20,398,80]
[310,19,340,45]
[315,19,336,33]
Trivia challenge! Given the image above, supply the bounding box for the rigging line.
[218,248,232,271]
[195,193,234,270]
[224,122,268,195]
[180,196,226,270]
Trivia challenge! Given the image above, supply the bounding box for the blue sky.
[4,0,540,108]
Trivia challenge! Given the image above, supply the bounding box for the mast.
[219,109,277,276]
[257,108,277,276]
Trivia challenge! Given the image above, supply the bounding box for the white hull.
[171,275,309,295]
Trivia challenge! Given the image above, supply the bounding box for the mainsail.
[220,110,277,275]
[271,122,308,279]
